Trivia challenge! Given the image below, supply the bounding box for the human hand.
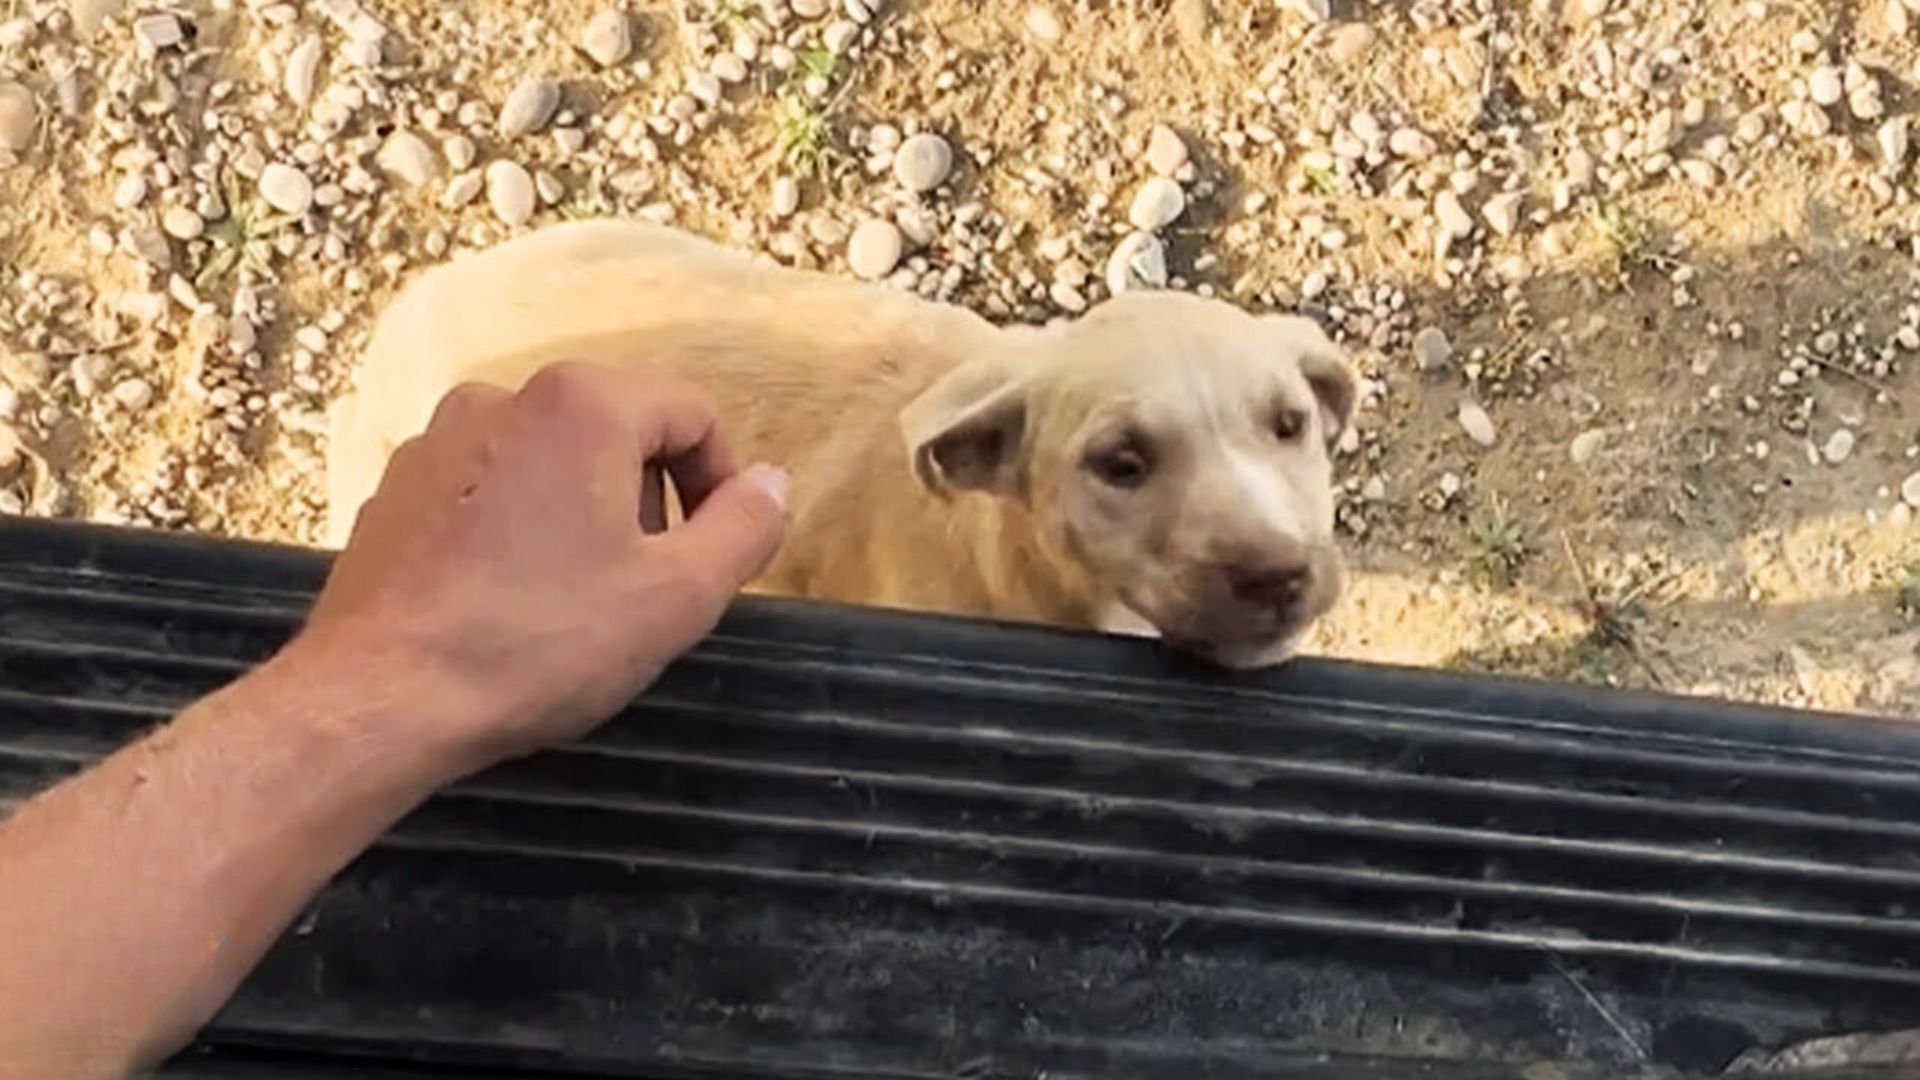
[300,361,788,768]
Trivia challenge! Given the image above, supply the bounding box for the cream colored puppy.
[327,220,1356,668]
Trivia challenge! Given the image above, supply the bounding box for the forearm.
[0,634,488,1079]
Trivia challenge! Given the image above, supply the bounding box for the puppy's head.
[900,290,1356,669]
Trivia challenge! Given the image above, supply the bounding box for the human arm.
[0,362,788,1079]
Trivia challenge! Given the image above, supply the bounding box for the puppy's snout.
[1226,559,1312,610]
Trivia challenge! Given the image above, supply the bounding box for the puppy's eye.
[1085,438,1153,489]
[1271,408,1309,442]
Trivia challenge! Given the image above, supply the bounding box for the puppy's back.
[327,220,990,545]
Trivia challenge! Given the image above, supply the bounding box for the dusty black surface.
[5,516,1920,1080]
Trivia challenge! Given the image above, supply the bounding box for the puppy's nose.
[1226,560,1311,610]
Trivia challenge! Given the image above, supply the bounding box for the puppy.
[326,220,1356,668]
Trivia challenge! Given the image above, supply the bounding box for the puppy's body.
[329,222,1092,626]
[330,220,1356,665]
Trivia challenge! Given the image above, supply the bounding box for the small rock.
[1279,0,1331,21]
[1050,281,1088,313]
[485,160,536,226]
[442,170,483,209]
[1822,428,1857,464]
[792,0,828,16]
[376,130,439,189]
[1412,326,1452,372]
[1569,429,1606,465]
[1361,476,1387,502]
[848,219,904,280]
[1388,126,1437,160]
[1880,117,1910,170]
[687,70,724,107]
[712,52,749,83]
[1326,22,1375,64]
[1025,4,1064,42]
[579,10,634,67]
[161,205,204,240]
[1128,176,1186,231]
[499,77,561,138]
[111,377,154,411]
[896,204,939,247]
[1809,66,1845,107]
[771,175,800,218]
[1458,399,1498,447]
[1482,192,1523,237]
[443,134,477,171]
[1146,124,1189,177]
[893,132,954,192]
[1902,470,1920,509]
[258,163,314,215]
[131,12,182,51]
[1434,190,1473,238]
[1106,230,1167,293]
[0,82,35,153]
[823,19,859,53]
[284,33,322,106]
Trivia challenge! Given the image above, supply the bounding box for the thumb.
[657,463,789,596]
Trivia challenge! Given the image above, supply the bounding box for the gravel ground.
[1,0,1918,716]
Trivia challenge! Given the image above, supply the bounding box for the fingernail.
[748,464,790,511]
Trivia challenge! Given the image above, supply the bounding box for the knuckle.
[518,361,620,430]
[428,381,507,430]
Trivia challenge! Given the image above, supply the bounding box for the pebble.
[444,134,477,171]
[793,0,829,16]
[1388,126,1436,160]
[1482,192,1523,237]
[1327,23,1375,64]
[258,163,314,215]
[1106,230,1168,293]
[1128,176,1186,231]
[1902,471,1920,509]
[848,219,904,279]
[1280,0,1331,21]
[1412,326,1452,372]
[771,175,800,218]
[485,160,536,226]
[1569,429,1606,465]
[1809,66,1844,108]
[1434,190,1473,238]
[442,171,482,209]
[0,82,33,153]
[131,13,182,51]
[580,10,634,67]
[1146,124,1189,176]
[161,205,204,240]
[1880,117,1910,170]
[1457,399,1498,447]
[375,130,439,189]
[499,77,561,138]
[1025,4,1064,42]
[893,132,954,192]
[713,52,749,83]
[1822,428,1856,464]
[284,33,322,106]
[823,20,859,53]
[1050,281,1088,313]
[111,377,154,411]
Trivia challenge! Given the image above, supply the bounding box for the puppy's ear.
[1267,315,1358,446]
[898,358,1033,499]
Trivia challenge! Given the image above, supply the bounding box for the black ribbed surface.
[3,517,1919,1080]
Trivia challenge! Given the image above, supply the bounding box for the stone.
[1822,428,1856,464]
[376,131,439,189]
[131,13,183,51]
[1880,117,1911,170]
[1050,281,1088,313]
[258,163,314,215]
[1569,429,1606,465]
[893,132,954,192]
[499,77,561,138]
[285,33,322,106]
[1902,470,1920,509]
[1280,0,1331,21]
[70,0,124,37]
[1327,23,1375,64]
[1388,126,1436,160]
[0,81,36,153]
[485,160,536,225]
[111,377,154,411]
[1483,192,1523,237]
[1106,230,1167,293]
[1809,66,1844,107]
[792,0,828,16]
[579,10,634,67]
[771,175,800,218]
[1128,176,1186,231]
[823,19,859,53]
[1146,124,1189,176]
[713,52,748,83]
[1024,4,1064,42]
[443,134,477,171]
[161,205,204,240]
[1412,326,1452,372]
[1434,190,1473,238]
[1458,399,1498,447]
[848,219,904,279]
